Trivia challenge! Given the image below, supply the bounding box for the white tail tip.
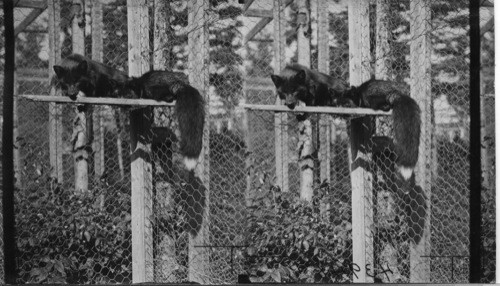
[184,157,198,171]
[397,166,413,180]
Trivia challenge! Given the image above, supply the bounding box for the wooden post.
[317,0,331,184]
[348,0,373,282]
[13,73,20,187]
[71,0,88,192]
[297,0,313,202]
[152,1,179,281]
[188,0,209,283]
[375,0,390,79]
[48,0,63,184]
[468,0,482,281]
[91,0,105,178]
[3,0,17,282]
[127,0,154,282]
[273,0,289,192]
[374,0,401,282]
[409,0,431,281]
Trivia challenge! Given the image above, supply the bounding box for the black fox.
[52,53,129,100]
[270,63,348,110]
[124,71,205,171]
[332,79,421,181]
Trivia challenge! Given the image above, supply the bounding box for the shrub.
[244,184,352,283]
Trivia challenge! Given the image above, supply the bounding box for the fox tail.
[392,94,421,181]
[372,136,426,245]
[175,84,205,171]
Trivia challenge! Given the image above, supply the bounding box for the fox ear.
[270,75,282,87]
[53,65,65,78]
[294,70,306,83]
[76,60,88,74]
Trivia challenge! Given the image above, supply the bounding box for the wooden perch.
[19,94,176,107]
[240,103,392,116]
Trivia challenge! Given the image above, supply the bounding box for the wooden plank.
[14,5,47,36]
[243,17,272,44]
[13,73,21,186]
[480,17,494,35]
[2,1,17,282]
[296,0,313,202]
[20,94,175,106]
[317,0,331,184]
[72,0,88,192]
[348,0,374,282]
[244,9,272,18]
[409,0,431,282]
[0,0,46,9]
[92,0,105,178]
[241,103,391,116]
[273,0,289,193]
[127,0,153,283]
[48,0,63,183]
[187,0,210,283]
[243,0,256,12]
[481,0,493,7]
[374,0,402,282]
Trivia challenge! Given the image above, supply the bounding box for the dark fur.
[122,70,189,100]
[124,70,205,170]
[372,136,426,244]
[52,53,129,100]
[270,63,348,109]
[333,79,421,176]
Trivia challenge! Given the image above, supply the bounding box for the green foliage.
[16,179,131,284]
[244,185,352,283]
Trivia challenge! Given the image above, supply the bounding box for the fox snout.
[67,86,80,100]
[285,97,297,109]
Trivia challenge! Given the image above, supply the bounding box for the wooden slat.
[48,0,63,184]
[92,0,105,178]
[317,0,331,184]
[480,17,494,35]
[0,0,46,9]
[187,0,210,283]
[243,0,256,12]
[481,0,493,7]
[243,17,272,44]
[244,9,272,18]
[409,0,431,281]
[19,94,175,107]
[127,0,153,283]
[14,5,47,35]
[273,0,288,192]
[241,103,392,116]
[348,0,374,282]
[243,0,293,44]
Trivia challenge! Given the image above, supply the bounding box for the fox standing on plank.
[52,54,206,235]
[123,70,205,171]
[271,66,424,243]
[52,53,129,100]
[331,79,421,181]
[270,63,349,110]
[52,54,205,171]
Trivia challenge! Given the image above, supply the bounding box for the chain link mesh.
[2,0,495,284]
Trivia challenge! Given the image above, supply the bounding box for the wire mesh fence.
[0,0,495,284]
